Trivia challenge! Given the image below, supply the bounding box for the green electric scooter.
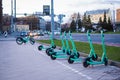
[83,30,108,68]
[50,31,71,60]
[86,30,98,60]
[38,32,56,54]
[68,31,81,64]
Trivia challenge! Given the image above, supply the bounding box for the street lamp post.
[11,0,16,32]
[14,0,16,32]
[111,3,116,32]
[11,0,13,33]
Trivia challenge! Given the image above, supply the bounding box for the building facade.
[85,9,111,24]
[16,25,29,31]
[39,17,46,31]
[116,8,120,22]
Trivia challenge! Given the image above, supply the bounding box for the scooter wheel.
[16,37,23,45]
[83,57,90,68]
[76,52,80,58]
[68,55,74,64]
[104,58,108,66]
[92,54,98,61]
[46,49,53,56]
[66,50,71,55]
[63,49,65,53]
[38,45,43,50]
[30,38,35,45]
[52,45,56,49]
[51,52,56,60]
[46,48,51,53]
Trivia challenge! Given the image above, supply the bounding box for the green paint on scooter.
[38,32,56,55]
[50,31,70,60]
[68,31,81,64]
[83,30,108,68]
[16,36,35,45]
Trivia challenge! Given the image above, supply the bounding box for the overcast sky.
[3,0,120,23]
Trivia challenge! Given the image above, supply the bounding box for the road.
[0,37,120,80]
[55,33,120,47]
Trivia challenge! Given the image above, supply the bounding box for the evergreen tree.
[102,11,107,30]
[107,17,113,31]
[82,13,92,31]
[70,19,76,32]
[77,13,82,29]
[87,15,92,30]
[97,17,103,30]
[82,13,88,32]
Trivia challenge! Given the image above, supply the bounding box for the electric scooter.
[86,30,98,60]
[83,30,108,68]
[16,36,35,45]
[68,31,81,64]
[38,33,56,55]
[50,31,71,60]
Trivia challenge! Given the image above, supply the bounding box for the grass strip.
[37,40,120,62]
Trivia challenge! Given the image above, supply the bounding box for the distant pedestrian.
[4,31,8,38]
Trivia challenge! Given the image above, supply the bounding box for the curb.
[108,60,120,68]
[37,42,120,68]
[80,52,120,68]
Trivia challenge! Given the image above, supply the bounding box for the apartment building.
[85,9,111,24]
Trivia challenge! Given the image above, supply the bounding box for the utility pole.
[11,0,16,32]
[51,0,55,38]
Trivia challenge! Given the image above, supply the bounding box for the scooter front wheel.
[38,45,43,50]
[83,57,91,68]
[51,52,57,60]
[68,55,74,64]
[76,52,80,58]
[52,45,56,49]
[46,48,51,53]
[46,48,53,56]
[66,50,71,55]
[30,38,35,45]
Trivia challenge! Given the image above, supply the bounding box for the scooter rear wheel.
[91,54,98,61]
[83,57,91,68]
[104,58,108,66]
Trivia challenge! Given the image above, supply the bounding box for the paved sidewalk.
[0,39,120,80]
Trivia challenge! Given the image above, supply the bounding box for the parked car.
[54,30,60,35]
[20,31,28,37]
